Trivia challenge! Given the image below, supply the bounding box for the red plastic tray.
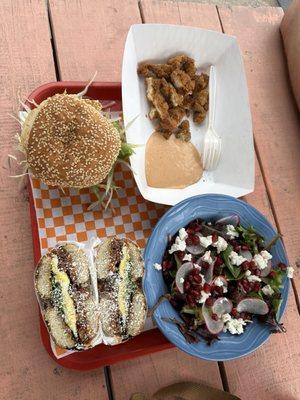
[27,82,172,370]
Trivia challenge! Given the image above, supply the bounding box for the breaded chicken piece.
[168,55,196,78]
[193,109,207,124]
[146,77,169,120]
[175,120,191,142]
[160,78,183,107]
[138,62,173,78]
[171,69,195,94]
[148,107,158,120]
[193,89,209,112]
[195,73,209,90]
[159,107,186,131]
[156,128,173,140]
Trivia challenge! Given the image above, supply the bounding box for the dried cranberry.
[193,274,202,284]
[162,260,172,271]
[211,313,218,321]
[242,260,250,270]
[234,245,241,252]
[190,222,202,232]
[278,262,287,271]
[253,282,261,292]
[186,237,193,246]
[186,228,195,235]
[203,283,211,293]
[177,251,185,261]
[254,269,261,277]
[188,274,194,283]
[183,280,191,292]
[186,294,195,305]
[268,270,276,279]
[249,260,256,270]
[192,235,200,245]
[214,286,223,295]
[231,308,238,317]
[241,280,250,291]
[241,244,249,251]
[214,256,224,267]
[205,297,214,306]
[191,289,200,298]
[201,261,210,270]
[212,232,218,243]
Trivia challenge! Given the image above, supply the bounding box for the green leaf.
[272,298,282,319]
[169,270,176,279]
[248,291,263,299]
[174,254,182,270]
[236,225,264,254]
[222,245,241,279]
[181,306,196,315]
[118,142,136,160]
[224,268,236,280]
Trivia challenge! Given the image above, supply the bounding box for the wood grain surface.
[111,348,224,400]
[219,6,300,291]
[49,0,141,81]
[217,6,300,400]
[0,1,108,399]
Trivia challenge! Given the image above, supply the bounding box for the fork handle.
[208,65,217,130]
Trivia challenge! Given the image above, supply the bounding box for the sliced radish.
[203,263,214,284]
[215,215,240,227]
[240,250,252,261]
[202,304,224,334]
[212,297,232,317]
[175,262,194,293]
[260,260,272,277]
[213,276,228,293]
[237,298,269,315]
[186,233,205,255]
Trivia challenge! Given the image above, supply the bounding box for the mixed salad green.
[154,216,293,344]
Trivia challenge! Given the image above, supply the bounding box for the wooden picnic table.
[1,0,299,399]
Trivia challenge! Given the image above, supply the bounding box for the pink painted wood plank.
[0,1,108,398]
[219,6,300,289]
[49,0,142,81]
[111,348,224,400]
[140,0,221,30]
[217,6,300,400]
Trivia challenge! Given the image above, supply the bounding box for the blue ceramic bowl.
[144,194,290,361]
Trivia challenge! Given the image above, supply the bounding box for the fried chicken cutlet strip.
[146,77,169,120]
[175,120,191,142]
[138,62,173,78]
[160,78,184,107]
[171,69,195,95]
[168,55,196,78]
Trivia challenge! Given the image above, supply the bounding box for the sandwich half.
[35,243,100,350]
[95,237,147,345]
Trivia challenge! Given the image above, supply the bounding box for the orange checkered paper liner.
[30,163,168,358]
[30,163,168,254]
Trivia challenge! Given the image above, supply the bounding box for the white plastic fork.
[202,65,222,171]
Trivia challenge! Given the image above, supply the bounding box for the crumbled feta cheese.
[214,277,224,287]
[197,290,211,304]
[183,253,192,262]
[245,270,251,277]
[153,263,162,271]
[202,250,213,264]
[229,251,247,266]
[260,250,272,261]
[214,277,228,293]
[179,277,185,284]
[212,236,228,253]
[246,274,261,283]
[222,313,232,323]
[169,236,186,254]
[178,228,188,241]
[262,284,274,296]
[207,222,212,226]
[226,224,239,239]
[223,317,247,335]
[199,235,213,248]
[193,263,202,271]
[287,266,294,278]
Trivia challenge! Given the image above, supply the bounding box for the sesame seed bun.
[22,93,121,187]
